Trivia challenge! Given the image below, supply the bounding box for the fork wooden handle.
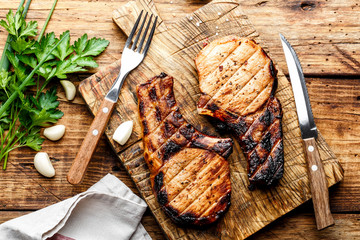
[303,137,334,230]
[67,99,116,185]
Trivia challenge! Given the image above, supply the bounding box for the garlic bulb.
[43,125,66,141]
[34,152,55,178]
[113,121,133,145]
[60,80,76,100]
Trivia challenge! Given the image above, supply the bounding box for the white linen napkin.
[0,174,151,240]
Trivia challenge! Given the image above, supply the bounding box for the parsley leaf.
[0,69,11,91]
[19,20,38,38]
[54,59,85,79]
[19,87,63,128]
[24,131,44,151]
[10,38,35,54]
[37,86,61,110]
[0,10,17,36]
[74,33,109,57]
[30,32,56,62]
[0,9,38,39]
[5,50,27,81]
[17,54,37,68]
[52,30,73,61]
[73,56,98,68]
[17,128,44,151]
[73,34,88,55]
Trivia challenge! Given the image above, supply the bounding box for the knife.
[279,34,334,230]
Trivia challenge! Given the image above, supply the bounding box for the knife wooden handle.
[67,98,116,185]
[303,137,334,230]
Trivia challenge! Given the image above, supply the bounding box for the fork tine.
[136,14,153,53]
[124,10,144,48]
[141,16,158,55]
[131,12,148,50]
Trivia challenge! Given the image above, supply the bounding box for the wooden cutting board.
[78,0,344,239]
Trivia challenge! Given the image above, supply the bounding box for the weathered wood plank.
[0,0,359,76]
[1,210,359,240]
[306,77,360,212]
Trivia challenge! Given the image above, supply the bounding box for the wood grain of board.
[2,0,359,76]
[78,0,344,239]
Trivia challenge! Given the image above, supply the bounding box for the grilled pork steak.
[137,73,233,226]
[196,36,284,189]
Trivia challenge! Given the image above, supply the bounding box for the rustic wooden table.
[0,0,359,239]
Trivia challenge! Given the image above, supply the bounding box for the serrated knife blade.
[280,33,334,230]
[279,34,317,139]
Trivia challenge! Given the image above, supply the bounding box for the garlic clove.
[34,152,55,178]
[60,80,76,100]
[43,125,66,141]
[113,120,133,145]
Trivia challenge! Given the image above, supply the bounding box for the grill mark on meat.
[210,50,270,115]
[247,119,280,164]
[197,37,241,81]
[200,191,231,218]
[249,139,283,185]
[139,100,145,116]
[149,86,157,101]
[196,179,231,217]
[162,140,182,161]
[242,82,273,114]
[160,150,204,192]
[179,170,230,217]
[164,151,215,203]
[241,108,273,144]
[206,49,263,105]
[173,159,227,213]
[155,106,161,122]
[142,120,149,135]
[226,62,273,113]
[137,74,232,226]
[200,40,258,96]
[195,37,284,189]
[139,76,177,134]
[204,44,240,82]
[148,122,187,159]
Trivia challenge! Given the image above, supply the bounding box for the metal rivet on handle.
[103,107,109,113]
[311,165,318,171]
[92,129,99,136]
[308,145,314,152]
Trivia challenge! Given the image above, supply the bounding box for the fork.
[67,11,158,185]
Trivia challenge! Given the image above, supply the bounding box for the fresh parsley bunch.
[0,1,109,169]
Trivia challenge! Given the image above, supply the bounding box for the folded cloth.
[0,174,151,240]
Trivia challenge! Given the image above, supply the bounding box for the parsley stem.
[23,0,32,17]
[38,0,58,41]
[0,107,18,164]
[0,31,70,118]
[3,153,8,170]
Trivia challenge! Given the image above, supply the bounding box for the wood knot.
[300,1,316,11]
[256,1,268,6]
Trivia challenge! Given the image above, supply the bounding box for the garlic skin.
[43,125,66,141]
[34,152,55,178]
[60,80,76,100]
[113,121,133,145]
